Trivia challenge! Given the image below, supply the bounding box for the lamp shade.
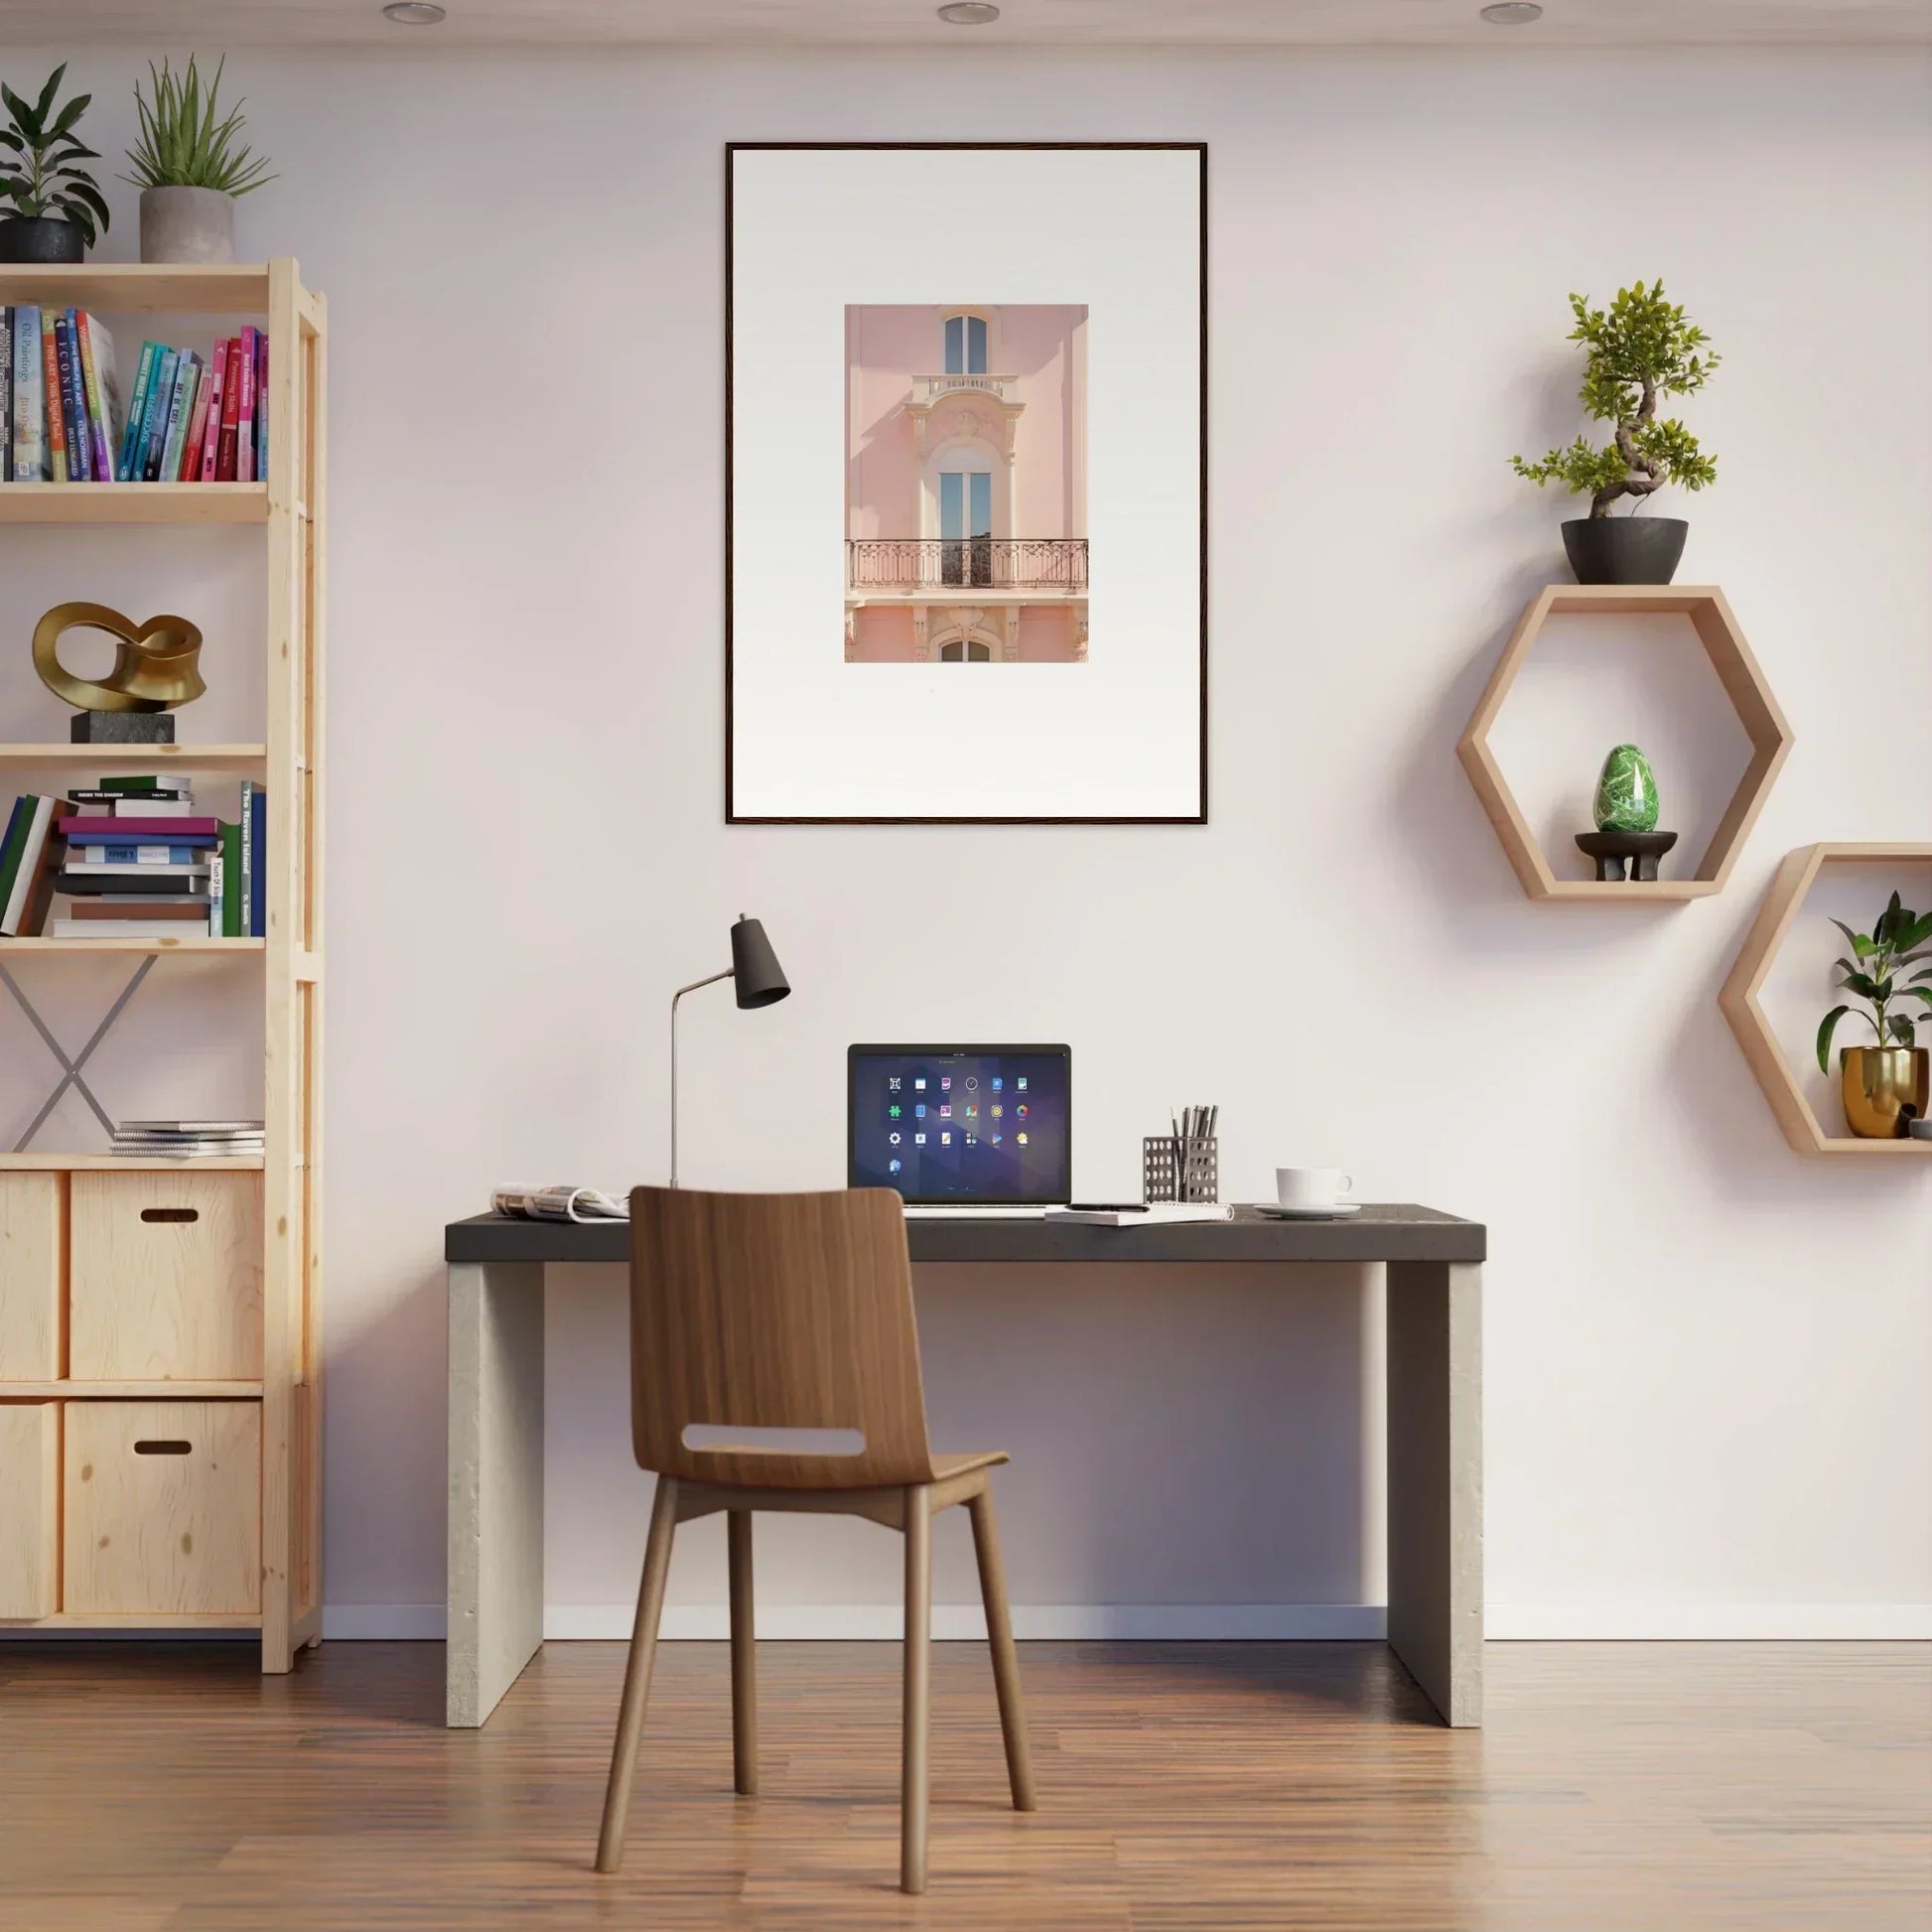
[730,915,790,1009]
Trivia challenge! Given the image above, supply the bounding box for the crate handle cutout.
[681,1424,865,1456]
[133,1440,193,1455]
[140,1207,200,1224]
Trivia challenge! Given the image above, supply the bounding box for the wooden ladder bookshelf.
[0,261,326,1673]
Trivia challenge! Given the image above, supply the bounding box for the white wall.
[3,44,1928,1640]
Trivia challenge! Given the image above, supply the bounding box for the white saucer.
[1252,1201,1361,1220]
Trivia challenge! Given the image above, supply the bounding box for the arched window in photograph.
[938,635,992,662]
[943,312,988,376]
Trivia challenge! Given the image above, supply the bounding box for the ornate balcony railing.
[848,537,1088,592]
[910,373,1015,404]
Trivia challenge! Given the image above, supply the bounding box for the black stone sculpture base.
[70,711,175,744]
[1576,829,1679,882]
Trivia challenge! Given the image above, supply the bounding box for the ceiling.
[1,0,1926,46]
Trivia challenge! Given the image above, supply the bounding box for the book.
[97,774,190,795]
[180,350,214,480]
[1,306,11,483]
[216,338,241,481]
[197,339,228,482]
[69,844,210,865]
[254,331,267,479]
[12,307,44,481]
[50,917,217,939]
[56,312,88,481]
[158,353,200,485]
[0,796,33,910]
[118,340,159,480]
[58,869,208,896]
[61,815,220,839]
[40,311,67,483]
[247,783,266,937]
[1042,1204,1234,1227]
[218,819,242,937]
[67,796,198,817]
[68,897,211,919]
[120,1119,264,1134]
[137,345,179,483]
[235,327,258,484]
[75,312,118,483]
[1,795,61,935]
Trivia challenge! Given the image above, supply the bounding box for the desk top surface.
[446,1202,1483,1266]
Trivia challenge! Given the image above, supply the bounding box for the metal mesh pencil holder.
[1143,1136,1219,1205]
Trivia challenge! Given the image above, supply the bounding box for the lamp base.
[70,711,175,744]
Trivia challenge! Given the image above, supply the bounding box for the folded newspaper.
[491,1184,630,1224]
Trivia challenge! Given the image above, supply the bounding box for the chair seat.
[931,1450,1008,1481]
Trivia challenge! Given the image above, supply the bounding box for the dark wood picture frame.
[725,141,1208,826]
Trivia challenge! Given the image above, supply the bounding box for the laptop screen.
[848,1044,1071,1204]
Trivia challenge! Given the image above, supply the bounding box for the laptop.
[848,1043,1071,1216]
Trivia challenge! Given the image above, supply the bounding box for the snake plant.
[123,57,275,198]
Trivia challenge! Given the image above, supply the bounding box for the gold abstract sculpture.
[33,602,206,714]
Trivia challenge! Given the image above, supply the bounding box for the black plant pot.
[0,216,86,264]
[1561,516,1689,586]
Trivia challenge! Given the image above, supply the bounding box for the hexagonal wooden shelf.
[1457,585,1795,900]
[1720,842,1932,1159]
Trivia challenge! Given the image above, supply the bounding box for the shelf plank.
[1815,1138,1932,1158]
[0,744,266,766]
[0,937,264,954]
[0,1380,262,1399]
[0,264,271,312]
[0,1155,265,1172]
[0,483,267,525]
[1539,881,1722,901]
[0,1611,261,1629]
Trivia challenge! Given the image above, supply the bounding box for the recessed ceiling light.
[1479,2,1544,21]
[382,2,447,23]
[937,2,1001,23]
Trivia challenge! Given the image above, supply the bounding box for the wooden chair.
[595,1185,1036,1894]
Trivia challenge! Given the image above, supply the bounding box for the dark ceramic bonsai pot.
[0,215,86,264]
[1561,516,1688,586]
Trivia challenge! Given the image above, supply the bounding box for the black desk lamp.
[668,914,790,1186]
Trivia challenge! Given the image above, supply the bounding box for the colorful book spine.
[70,843,208,865]
[137,346,179,483]
[197,339,228,481]
[217,821,240,936]
[61,815,219,839]
[12,308,44,481]
[0,307,11,483]
[56,313,89,481]
[254,332,268,480]
[75,312,118,483]
[0,797,32,909]
[118,341,158,481]
[40,312,67,484]
[0,795,61,936]
[248,784,266,937]
[216,338,241,481]
[159,354,200,485]
[180,351,214,480]
[235,327,259,484]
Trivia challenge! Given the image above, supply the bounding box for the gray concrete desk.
[444,1203,1484,1729]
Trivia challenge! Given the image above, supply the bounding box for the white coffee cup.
[1276,1167,1353,1211]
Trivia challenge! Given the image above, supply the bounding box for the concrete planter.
[139,186,236,264]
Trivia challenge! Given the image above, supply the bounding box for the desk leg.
[448,1260,546,1727]
[1385,1260,1482,1726]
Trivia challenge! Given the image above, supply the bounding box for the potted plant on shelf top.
[0,66,110,264]
[123,56,274,265]
[1817,892,1932,1139]
[1511,280,1719,587]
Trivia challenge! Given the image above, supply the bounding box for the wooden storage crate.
[0,1403,59,1617]
[69,1173,263,1382]
[64,1401,261,1615]
[0,1172,63,1379]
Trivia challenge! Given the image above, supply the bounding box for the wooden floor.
[0,1640,1925,1930]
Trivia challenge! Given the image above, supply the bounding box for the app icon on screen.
[940,1076,951,1091]
[889,1076,901,1092]
[940,1132,951,1146]
[1016,1103,1028,1119]
[965,1135,977,1147]
[889,1132,901,1145]
[889,1104,901,1118]
[990,1104,1003,1119]
[990,1133,1003,1146]
[914,1103,926,1118]
[1016,1076,1028,1091]
[965,1076,978,1091]
[992,1076,1003,1092]
[1017,1132,1028,1145]
[914,1133,926,1145]
[889,1158,902,1174]
[939,1104,950,1118]
[914,1077,926,1090]
[964,1105,977,1119]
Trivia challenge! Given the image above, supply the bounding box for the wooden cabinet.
[0,1173,63,1379]
[68,1172,264,1382]
[0,1403,59,1617]
[64,1401,261,1616]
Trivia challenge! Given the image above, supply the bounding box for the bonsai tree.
[0,65,110,247]
[1512,281,1718,518]
[1817,893,1932,1071]
[123,57,275,200]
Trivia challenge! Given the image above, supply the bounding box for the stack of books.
[1,307,267,484]
[0,774,267,939]
[112,1119,265,1161]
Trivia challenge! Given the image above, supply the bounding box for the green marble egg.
[1593,744,1660,833]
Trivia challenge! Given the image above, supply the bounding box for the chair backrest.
[626,1185,938,1490]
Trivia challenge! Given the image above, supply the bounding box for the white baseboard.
[1486,1603,1932,1640]
[322,1603,448,1640]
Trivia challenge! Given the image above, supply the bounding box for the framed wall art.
[726,142,1207,824]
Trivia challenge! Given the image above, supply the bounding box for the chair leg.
[595,1475,680,1874]
[728,1508,758,1796]
[900,1483,932,1895]
[968,1485,1036,1812]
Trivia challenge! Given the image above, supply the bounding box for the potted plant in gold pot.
[1817,893,1932,1138]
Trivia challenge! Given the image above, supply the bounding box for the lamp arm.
[668,968,735,1188]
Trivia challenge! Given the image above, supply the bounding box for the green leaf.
[1839,971,1880,1000]
[1831,919,1874,958]
[1888,1014,1917,1045]
[1817,1005,1851,1072]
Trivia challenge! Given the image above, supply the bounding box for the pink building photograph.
[845,305,1088,664]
